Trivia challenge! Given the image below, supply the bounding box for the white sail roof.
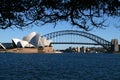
[12,38,21,47]
[29,34,40,47]
[18,41,29,48]
[39,37,51,47]
[23,32,36,42]
[0,43,6,49]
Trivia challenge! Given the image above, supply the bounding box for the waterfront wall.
[5,46,54,53]
[38,46,53,53]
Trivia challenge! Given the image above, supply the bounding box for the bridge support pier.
[111,39,119,53]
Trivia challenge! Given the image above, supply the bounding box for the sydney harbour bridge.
[41,30,119,52]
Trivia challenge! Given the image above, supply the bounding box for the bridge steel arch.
[41,30,111,51]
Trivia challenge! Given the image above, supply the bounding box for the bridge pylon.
[111,39,119,53]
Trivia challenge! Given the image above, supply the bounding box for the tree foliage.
[0,0,120,30]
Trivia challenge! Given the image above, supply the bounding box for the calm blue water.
[0,52,120,80]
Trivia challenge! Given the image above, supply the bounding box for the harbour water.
[0,52,120,80]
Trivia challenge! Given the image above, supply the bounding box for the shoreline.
[0,48,62,54]
[0,48,54,54]
[1,48,119,54]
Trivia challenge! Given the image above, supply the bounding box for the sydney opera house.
[12,32,51,48]
[0,32,53,53]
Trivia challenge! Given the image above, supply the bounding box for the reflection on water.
[0,53,120,80]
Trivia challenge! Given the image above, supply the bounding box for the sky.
[0,17,120,49]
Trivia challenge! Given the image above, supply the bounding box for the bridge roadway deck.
[51,42,109,45]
